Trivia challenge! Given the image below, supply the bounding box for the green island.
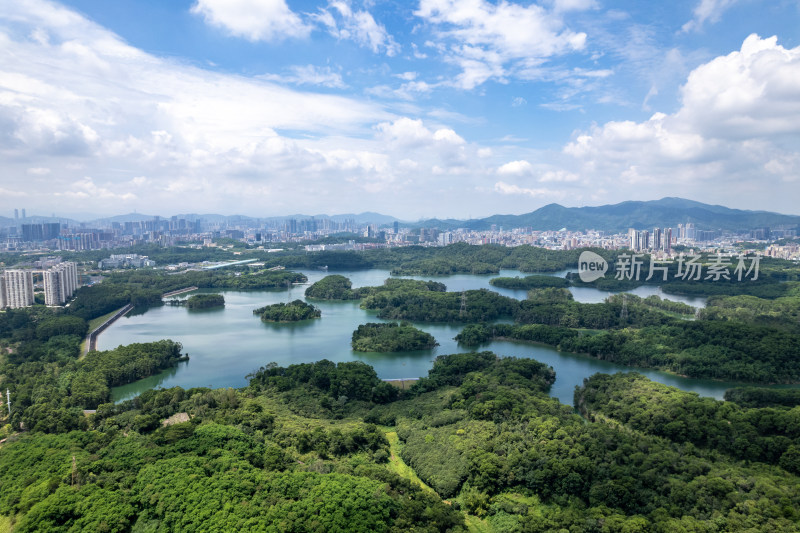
[351,322,438,352]
[489,274,570,289]
[304,274,362,299]
[168,293,225,309]
[253,299,321,322]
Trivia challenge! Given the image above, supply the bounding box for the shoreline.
[84,286,199,355]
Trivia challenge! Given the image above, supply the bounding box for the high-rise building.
[0,274,6,309]
[21,208,26,219]
[663,228,672,254]
[653,228,662,251]
[42,262,78,306]
[628,228,637,251]
[2,270,34,308]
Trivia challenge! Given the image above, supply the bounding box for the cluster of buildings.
[98,254,156,269]
[628,228,673,254]
[2,208,798,261]
[0,261,79,309]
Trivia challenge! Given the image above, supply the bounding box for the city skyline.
[1,0,799,219]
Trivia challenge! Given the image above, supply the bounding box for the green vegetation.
[2,346,800,531]
[724,386,800,408]
[253,300,321,322]
[0,386,462,532]
[576,373,800,472]
[306,275,446,301]
[178,293,225,309]
[363,288,517,323]
[369,353,800,531]
[305,274,361,299]
[489,274,569,289]
[3,243,800,531]
[3,339,184,432]
[351,322,438,352]
[457,318,800,382]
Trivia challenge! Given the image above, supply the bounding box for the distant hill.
[85,212,402,227]
[418,198,800,233]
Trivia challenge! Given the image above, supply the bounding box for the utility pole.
[620,294,628,322]
[72,456,77,487]
[6,389,10,416]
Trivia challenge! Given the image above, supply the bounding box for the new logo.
[578,251,608,282]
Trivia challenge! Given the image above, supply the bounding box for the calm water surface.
[105,268,739,405]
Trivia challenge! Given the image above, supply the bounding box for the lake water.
[104,268,743,406]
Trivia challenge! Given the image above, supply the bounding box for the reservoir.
[103,268,737,406]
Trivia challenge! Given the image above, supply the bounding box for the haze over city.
[1,0,799,219]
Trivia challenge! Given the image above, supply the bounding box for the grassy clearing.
[384,431,436,495]
[0,514,15,533]
[464,515,494,533]
[385,378,418,390]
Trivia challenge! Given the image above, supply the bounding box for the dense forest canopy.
[2,352,798,531]
[253,300,321,322]
[351,322,438,352]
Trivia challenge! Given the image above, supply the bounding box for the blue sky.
[1,0,799,220]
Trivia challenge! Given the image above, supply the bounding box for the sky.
[0,0,799,220]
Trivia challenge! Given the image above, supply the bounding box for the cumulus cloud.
[497,160,533,175]
[415,0,588,89]
[315,1,400,56]
[191,0,311,41]
[376,117,465,147]
[564,34,800,206]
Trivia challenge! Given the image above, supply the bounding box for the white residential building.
[2,270,34,309]
[43,262,79,306]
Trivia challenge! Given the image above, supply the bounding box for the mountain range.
[2,199,798,233]
[416,198,800,233]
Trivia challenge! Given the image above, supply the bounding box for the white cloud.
[55,177,137,201]
[497,160,533,175]
[191,0,311,41]
[259,65,346,88]
[376,117,465,147]
[315,1,400,56]
[0,2,509,218]
[415,0,588,89]
[551,0,598,13]
[540,170,579,182]
[564,35,800,206]
[0,187,28,197]
[494,181,551,197]
[27,167,51,175]
[682,0,738,33]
